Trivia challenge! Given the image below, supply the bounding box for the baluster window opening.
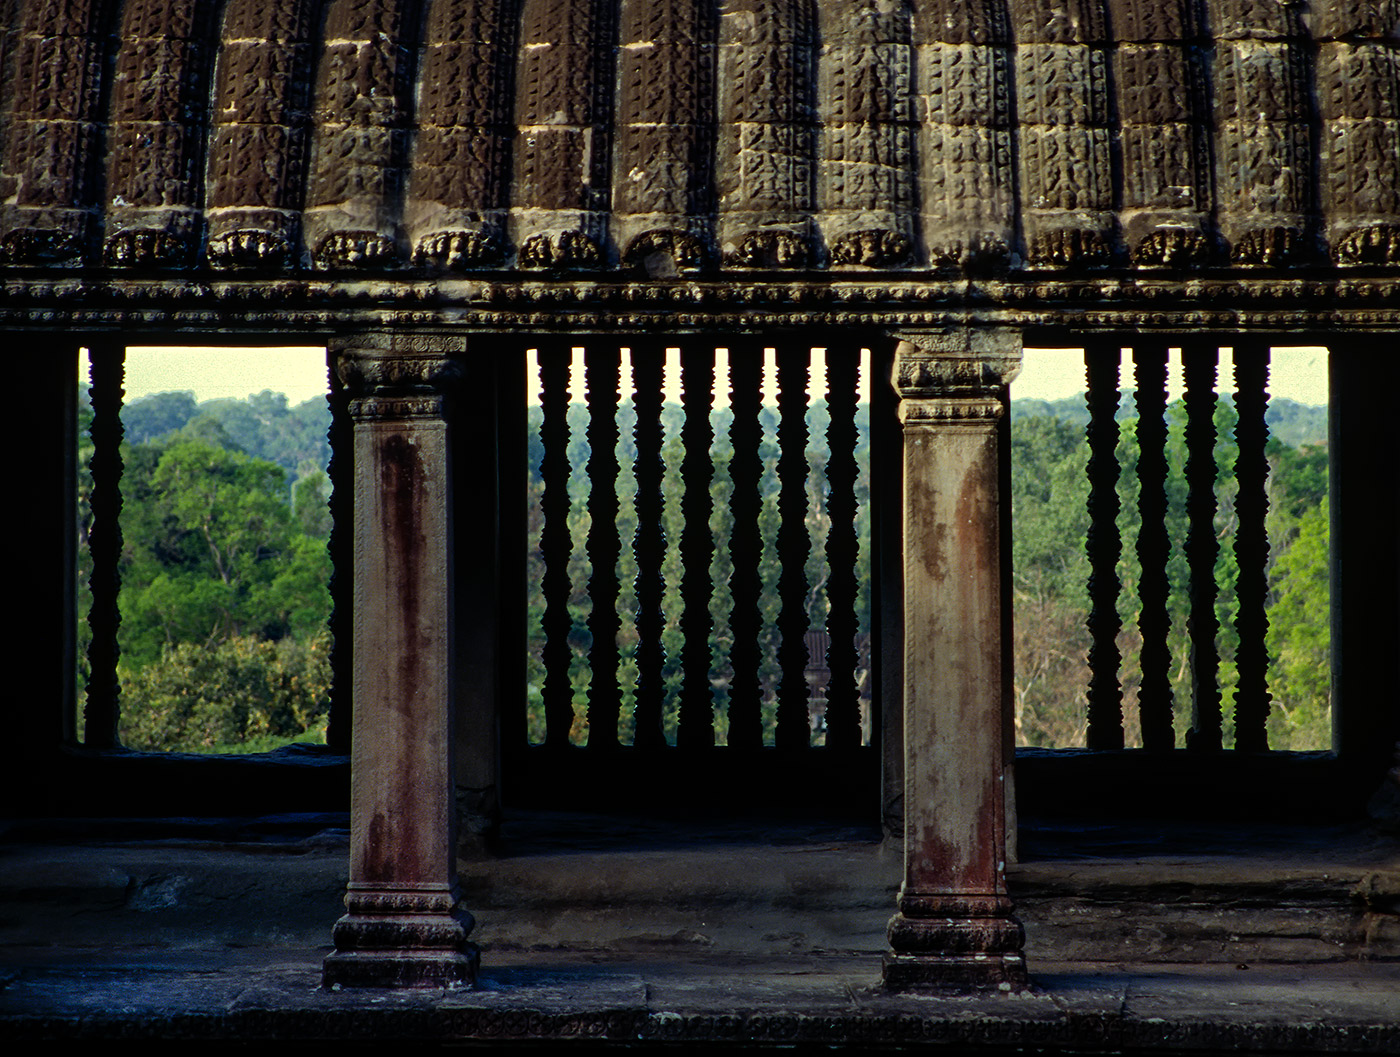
[1011,344,1331,754]
[525,342,874,751]
[76,345,335,756]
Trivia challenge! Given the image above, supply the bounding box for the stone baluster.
[322,335,478,989]
[883,331,1027,991]
[677,344,718,749]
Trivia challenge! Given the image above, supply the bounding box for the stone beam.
[883,329,1028,991]
[322,334,479,988]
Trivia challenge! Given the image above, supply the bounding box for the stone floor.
[2,813,1398,1052]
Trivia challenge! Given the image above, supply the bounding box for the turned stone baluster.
[1084,342,1124,749]
[883,330,1027,991]
[322,335,478,989]
[85,343,125,749]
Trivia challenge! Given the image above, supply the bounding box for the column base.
[322,884,479,989]
[884,899,1028,991]
[323,947,479,988]
[883,952,1028,991]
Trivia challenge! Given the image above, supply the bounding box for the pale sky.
[1016,346,1329,406]
[117,344,1331,408]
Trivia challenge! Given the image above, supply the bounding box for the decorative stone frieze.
[0,0,1398,279]
[884,330,1027,991]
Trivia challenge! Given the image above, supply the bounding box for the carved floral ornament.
[892,332,1023,421]
[334,346,469,420]
[1,0,1398,278]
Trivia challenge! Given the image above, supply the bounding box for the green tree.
[1266,498,1332,748]
[117,438,330,668]
[119,630,331,753]
[122,390,198,444]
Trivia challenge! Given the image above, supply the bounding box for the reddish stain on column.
[382,433,426,715]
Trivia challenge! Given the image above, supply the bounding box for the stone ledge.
[3,958,1399,1052]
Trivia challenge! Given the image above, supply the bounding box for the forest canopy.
[80,388,333,753]
[88,379,1331,755]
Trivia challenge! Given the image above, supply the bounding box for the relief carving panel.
[1209,0,1316,264]
[913,1,1014,270]
[510,0,615,268]
[0,0,108,264]
[406,0,517,270]
[612,0,716,275]
[303,0,417,270]
[1315,27,1400,264]
[1013,2,1117,268]
[716,0,817,267]
[818,0,916,268]
[206,0,317,269]
[1112,1,1212,268]
[103,0,218,268]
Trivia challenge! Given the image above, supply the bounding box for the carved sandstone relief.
[205,1,318,270]
[510,0,615,268]
[1313,3,1400,265]
[0,0,111,265]
[103,0,219,268]
[1012,0,1117,268]
[716,0,817,268]
[913,0,1015,271]
[817,0,916,268]
[1209,0,1316,265]
[303,0,417,270]
[1110,0,1213,268]
[612,0,717,275]
[406,0,518,270]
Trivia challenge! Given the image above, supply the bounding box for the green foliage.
[1010,396,1331,751]
[525,396,873,748]
[88,385,334,755]
[118,631,331,753]
[1009,415,1092,746]
[122,390,199,444]
[1266,498,1332,747]
[119,387,331,473]
[1012,392,1328,451]
[117,438,331,669]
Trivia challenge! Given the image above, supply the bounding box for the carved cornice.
[4,276,1400,333]
[892,330,1022,424]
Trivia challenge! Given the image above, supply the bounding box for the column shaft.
[883,331,1027,991]
[323,336,479,989]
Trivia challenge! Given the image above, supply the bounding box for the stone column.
[883,330,1027,991]
[323,335,479,988]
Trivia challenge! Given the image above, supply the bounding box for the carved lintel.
[623,229,707,275]
[414,228,504,270]
[324,882,479,988]
[891,330,1022,422]
[207,228,294,270]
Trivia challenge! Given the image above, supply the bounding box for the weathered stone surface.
[322,339,479,988]
[0,0,1395,277]
[884,331,1027,991]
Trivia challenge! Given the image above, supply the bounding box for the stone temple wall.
[1,0,1398,278]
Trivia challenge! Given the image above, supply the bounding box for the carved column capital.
[332,334,469,421]
[891,330,1023,424]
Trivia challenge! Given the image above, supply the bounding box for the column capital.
[332,334,469,422]
[890,330,1023,424]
